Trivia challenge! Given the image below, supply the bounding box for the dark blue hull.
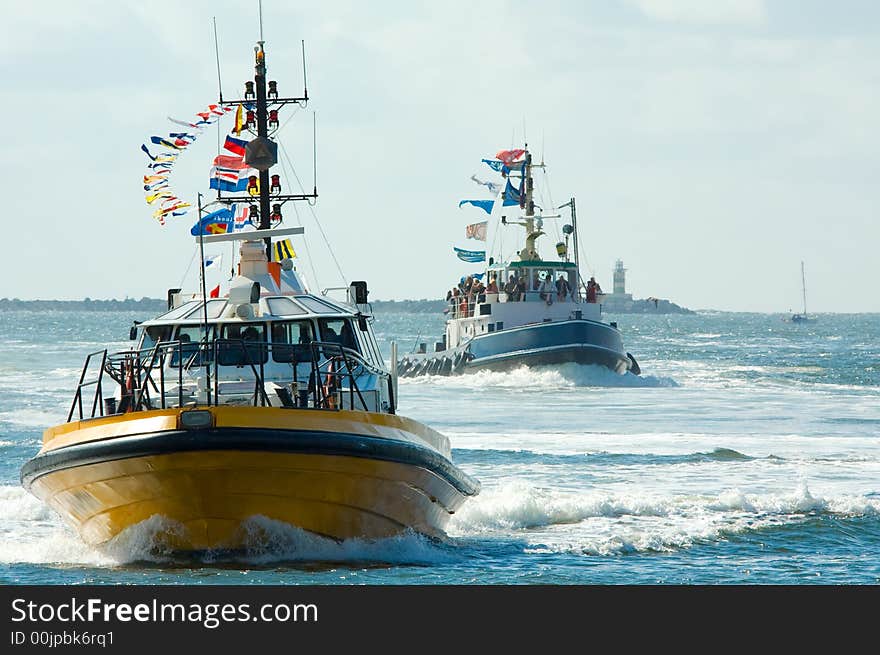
[398,320,636,377]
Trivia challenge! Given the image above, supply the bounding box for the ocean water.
[1,309,878,584]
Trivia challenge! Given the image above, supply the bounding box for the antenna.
[541,130,545,166]
[258,0,264,41]
[301,40,309,100]
[312,111,317,197]
[213,17,223,102]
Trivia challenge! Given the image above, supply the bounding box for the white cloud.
[629,0,767,26]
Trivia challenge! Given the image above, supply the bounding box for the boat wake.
[102,516,458,567]
[4,480,875,567]
[401,363,678,389]
[448,479,880,555]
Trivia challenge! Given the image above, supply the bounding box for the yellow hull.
[22,407,478,551]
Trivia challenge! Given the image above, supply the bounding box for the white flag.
[466,221,487,241]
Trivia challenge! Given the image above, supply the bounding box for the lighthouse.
[613,259,629,297]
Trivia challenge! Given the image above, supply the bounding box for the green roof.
[489,260,577,269]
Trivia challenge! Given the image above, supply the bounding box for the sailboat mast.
[801,260,807,315]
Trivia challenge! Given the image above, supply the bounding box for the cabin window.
[266,297,308,316]
[182,300,227,320]
[271,320,315,363]
[297,296,342,314]
[139,325,172,353]
[171,325,214,367]
[318,318,358,353]
[217,323,268,366]
[154,301,200,321]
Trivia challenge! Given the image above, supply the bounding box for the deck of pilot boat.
[71,226,397,418]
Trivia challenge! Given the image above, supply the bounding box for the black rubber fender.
[627,352,641,376]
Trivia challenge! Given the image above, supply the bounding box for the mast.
[215,32,316,261]
[518,147,544,261]
[801,260,807,316]
[254,42,272,257]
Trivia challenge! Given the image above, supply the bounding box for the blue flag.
[502,178,521,206]
[454,247,486,263]
[458,199,495,214]
[190,207,235,235]
[481,159,504,172]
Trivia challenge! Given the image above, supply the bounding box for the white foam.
[401,363,677,390]
[0,486,111,566]
[448,479,880,556]
[232,515,455,565]
[449,480,673,533]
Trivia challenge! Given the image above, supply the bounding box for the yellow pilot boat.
[20,30,478,552]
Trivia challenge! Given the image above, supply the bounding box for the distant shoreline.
[3,297,870,314]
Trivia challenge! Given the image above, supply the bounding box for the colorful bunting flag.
[150,136,184,150]
[272,238,296,261]
[145,103,239,226]
[233,203,252,230]
[234,105,244,135]
[223,135,248,156]
[153,201,190,218]
[204,253,223,269]
[190,207,234,235]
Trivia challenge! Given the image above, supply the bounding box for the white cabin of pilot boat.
[87,226,399,418]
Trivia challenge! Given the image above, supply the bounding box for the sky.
[1,0,878,312]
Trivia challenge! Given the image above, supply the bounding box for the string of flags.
[454,148,527,262]
[141,102,236,225]
[209,136,257,192]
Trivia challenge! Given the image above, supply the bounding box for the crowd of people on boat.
[446,275,489,318]
[446,271,602,316]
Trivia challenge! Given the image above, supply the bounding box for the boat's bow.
[22,406,478,550]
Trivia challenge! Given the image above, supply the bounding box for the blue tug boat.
[398,147,640,378]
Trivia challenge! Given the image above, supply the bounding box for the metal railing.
[66,339,391,422]
[446,288,584,319]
